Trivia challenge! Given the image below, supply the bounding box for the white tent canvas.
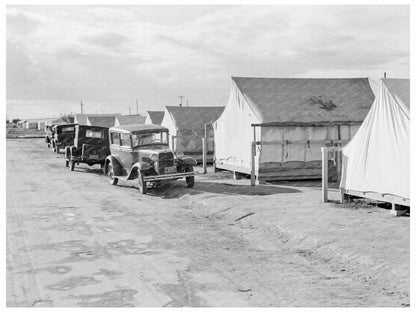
[340,78,410,205]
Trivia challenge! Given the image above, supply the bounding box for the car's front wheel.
[185,165,194,188]
[137,171,147,194]
[107,163,118,185]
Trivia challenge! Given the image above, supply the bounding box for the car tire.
[70,159,75,171]
[66,160,69,167]
[137,171,147,194]
[108,163,118,185]
[185,165,194,188]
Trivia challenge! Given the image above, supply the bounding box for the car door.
[119,132,134,170]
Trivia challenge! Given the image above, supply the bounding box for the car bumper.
[144,171,194,182]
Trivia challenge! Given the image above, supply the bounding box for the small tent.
[87,116,116,128]
[115,115,146,126]
[214,77,375,181]
[340,78,410,206]
[74,113,121,125]
[145,111,165,125]
[161,106,224,162]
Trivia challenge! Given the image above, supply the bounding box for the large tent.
[340,78,410,206]
[214,77,375,181]
[161,106,224,162]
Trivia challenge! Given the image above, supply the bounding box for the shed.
[213,77,375,182]
[340,78,410,206]
[145,111,165,125]
[87,116,116,128]
[115,115,146,126]
[161,106,224,162]
[24,119,39,129]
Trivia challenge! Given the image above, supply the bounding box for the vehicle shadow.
[149,180,301,199]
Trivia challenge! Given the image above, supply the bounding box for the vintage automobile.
[51,123,77,153]
[64,125,110,171]
[104,124,196,194]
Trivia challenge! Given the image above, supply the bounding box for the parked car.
[64,125,110,171]
[50,123,77,153]
[104,124,196,194]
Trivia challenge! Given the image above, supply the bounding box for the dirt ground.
[6,138,409,307]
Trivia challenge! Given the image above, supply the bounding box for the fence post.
[251,141,256,186]
[322,147,328,202]
[202,138,207,174]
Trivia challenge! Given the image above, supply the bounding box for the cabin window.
[120,133,132,148]
[110,132,120,145]
[86,129,104,138]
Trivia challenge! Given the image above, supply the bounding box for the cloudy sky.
[6,5,409,119]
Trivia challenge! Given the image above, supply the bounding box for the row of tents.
[18,76,409,207]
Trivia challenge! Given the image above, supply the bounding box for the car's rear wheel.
[185,165,194,188]
[108,163,118,185]
[137,171,147,194]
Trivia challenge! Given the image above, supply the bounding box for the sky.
[6,5,410,120]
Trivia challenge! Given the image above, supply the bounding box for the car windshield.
[132,131,168,148]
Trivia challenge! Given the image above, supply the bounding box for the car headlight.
[176,151,184,159]
[150,153,158,162]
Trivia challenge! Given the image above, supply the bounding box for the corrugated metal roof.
[232,77,375,124]
[382,78,410,110]
[116,115,146,125]
[147,111,165,125]
[166,106,224,130]
[87,116,116,128]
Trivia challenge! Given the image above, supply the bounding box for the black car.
[51,123,77,153]
[64,125,110,171]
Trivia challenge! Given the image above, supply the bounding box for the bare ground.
[6,138,409,307]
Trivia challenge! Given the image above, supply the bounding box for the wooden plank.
[260,139,349,145]
[202,138,207,174]
[322,147,328,202]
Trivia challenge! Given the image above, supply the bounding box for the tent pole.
[322,147,328,202]
[202,138,207,174]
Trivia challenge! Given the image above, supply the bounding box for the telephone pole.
[136,99,139,115]
[80,101,84,114]
[178,96,184,107]
[129,106,131,115]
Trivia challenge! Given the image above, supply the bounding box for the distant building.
[145,111,165,125]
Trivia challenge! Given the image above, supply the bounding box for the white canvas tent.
[214,77,375,182]
[340,78,410,206]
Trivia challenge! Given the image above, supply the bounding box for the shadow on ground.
[148,180,301,199]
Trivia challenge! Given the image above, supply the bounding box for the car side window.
[120,133,131,148]
[111,132,120,145]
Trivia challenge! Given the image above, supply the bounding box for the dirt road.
[6,139,409,307]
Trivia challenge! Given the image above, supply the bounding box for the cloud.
[6,5,410,119]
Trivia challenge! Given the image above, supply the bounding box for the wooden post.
[322,147,328,202]
[202,138,207,174]
[251,141,256,186]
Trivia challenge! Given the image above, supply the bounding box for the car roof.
[55,123,78,128]
[77,124,109,130]
[110,124,168,133]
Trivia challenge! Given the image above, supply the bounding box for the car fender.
[127,162,151,180]
[105,155,125,176]
[182,156,197,166]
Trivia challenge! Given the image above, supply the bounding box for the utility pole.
[384,72,387,78]
[80,101,84,114]
[129,106,131,115]
[178,96,184,107]
[136,99,139,115]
